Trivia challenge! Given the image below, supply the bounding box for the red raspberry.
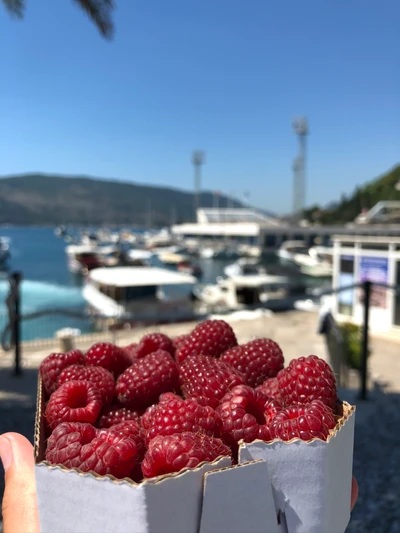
[135,333,173,359]
[172,334,190,351]
[256,377,282,401]
[179,354,245,409]
[217,385,282,449]
[175,320,237,363]
[121,344,139,362]
[116,350,180,408]
[271,399,336,442]
[58,365,115,405]
[97,403,143,428]
[278,355,337,410]
[98,420,146,481]
[140,393,183,431]
[85,342,132,377]
[221,338,284,388]
[141,432,232,478]
[142,396,222,444]
[39,350,84,396]
[45,422,140,479]
[45,380,103,430]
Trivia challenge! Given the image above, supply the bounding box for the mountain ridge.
[0,173,257,226]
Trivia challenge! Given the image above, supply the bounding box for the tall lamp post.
[292,117,309,223]
[192,151,205,221]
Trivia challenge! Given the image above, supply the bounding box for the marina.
[2,203,400,343]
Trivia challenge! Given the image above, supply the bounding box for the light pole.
[192,151,205,221]
[292,117,309,223]
[292,156,302,223]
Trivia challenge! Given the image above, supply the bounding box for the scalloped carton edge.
[239,402,356,533]
[34,375,355,533]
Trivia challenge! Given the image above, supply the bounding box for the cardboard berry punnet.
[34,327,356,533]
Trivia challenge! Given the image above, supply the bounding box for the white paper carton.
[239,403,356,533]
[34,376,355,533]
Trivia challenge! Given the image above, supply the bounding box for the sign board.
[358,256,389,309]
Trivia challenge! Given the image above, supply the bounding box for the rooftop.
[88,266,196,287]
[197,208,281,225]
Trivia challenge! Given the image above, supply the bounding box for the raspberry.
[271,399,336,442]
[45,422,140,479]
[116,350,180,408]
[121,344,139,362]
[141,432,232,478]
[175,320,237,363]
[142,396,222,444]
[172,334,189,351]
[85,342,132,377]
[97,403,143,428]
[45,380,103,430]
[179,354,245,409]
[135,333,173,358]
[256,377,282,401]
[278,355,337,410]
[39,350,84,396]
[217,385,282,449]
[98,420,146,481]
[221,338,284,388]
[58,365,115,405]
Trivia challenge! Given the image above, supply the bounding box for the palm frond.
[73,0,115,39]
[1,0,25,18]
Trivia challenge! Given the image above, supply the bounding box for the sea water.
[0,227,321,342]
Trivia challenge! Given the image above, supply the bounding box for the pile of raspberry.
[39,319,340,482]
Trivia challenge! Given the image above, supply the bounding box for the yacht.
[83,266,197,320]
[192,273,292,310]
[157,252,202,278]
[293,246,333,277]
[224,258,266,278]
[277,240,309,261]
[65,244,120,274]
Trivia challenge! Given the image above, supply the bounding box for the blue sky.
[1,0,399,213]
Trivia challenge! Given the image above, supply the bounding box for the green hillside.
[304,164,400,224]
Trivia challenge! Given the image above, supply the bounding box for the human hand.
[0,433,39,533]
[0,431,358,533]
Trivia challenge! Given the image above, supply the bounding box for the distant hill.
[0,174,250,226]
[304,164,400,224]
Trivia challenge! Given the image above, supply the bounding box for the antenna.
[292,117,309,223]
[192,151,205,221]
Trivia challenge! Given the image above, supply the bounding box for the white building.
[331,235,400,332]
[171,208,283,247]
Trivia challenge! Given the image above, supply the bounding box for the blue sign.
[359,256,389,308]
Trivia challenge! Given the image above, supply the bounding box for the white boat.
[83,266,197,319]
[200,247,216,259]
[126,249,154,266]
[193,273,290,310]
[236,244,262,258]
[277,240,309,261]
[294,246,333,277]
[224,258,266,278]
[65,244,119,274]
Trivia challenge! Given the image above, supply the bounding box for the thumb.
[0,433,40,533]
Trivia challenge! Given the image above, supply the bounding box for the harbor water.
[0,227,326,342]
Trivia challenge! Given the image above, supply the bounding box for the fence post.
[9,271,23,376]
[359,280,371,400]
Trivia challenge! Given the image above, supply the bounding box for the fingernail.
[0,436,13,471]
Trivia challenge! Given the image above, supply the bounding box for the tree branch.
[1,0,25,18]
[73,0,115,39]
